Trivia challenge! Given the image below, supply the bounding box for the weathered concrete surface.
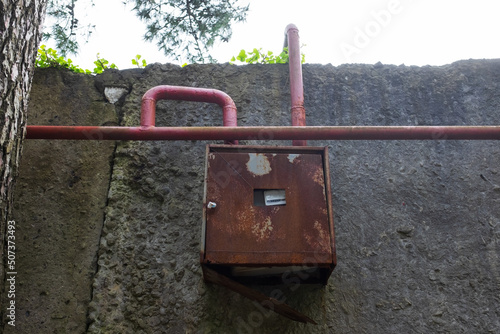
[11,60,500,333]
[8,68,118,333]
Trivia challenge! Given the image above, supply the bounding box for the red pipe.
[141,85,238,144]
[285,24,307,146]
[26,125,500,141]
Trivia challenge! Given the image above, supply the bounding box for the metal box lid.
[201,145,336,284]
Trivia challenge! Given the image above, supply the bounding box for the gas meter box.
[201,145,336,286]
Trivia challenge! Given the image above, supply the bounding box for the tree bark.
[0,0,47,327]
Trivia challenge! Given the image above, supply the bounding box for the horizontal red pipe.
[26,125,500,141]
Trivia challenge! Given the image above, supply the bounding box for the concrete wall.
[8,60,500,333]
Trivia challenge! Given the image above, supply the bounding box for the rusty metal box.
[201,145,336,285]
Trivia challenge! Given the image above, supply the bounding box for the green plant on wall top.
[36,45,92,74]
[36,45,148,74]
[36,44,304,73]
[230,47,305,64]
[92,53,118,74]
[131,54,148,68]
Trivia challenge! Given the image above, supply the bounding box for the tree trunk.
[0,0,47,327]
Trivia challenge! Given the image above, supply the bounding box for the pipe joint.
[140,85,238,144]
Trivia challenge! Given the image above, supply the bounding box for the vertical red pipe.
[285,24,307,146]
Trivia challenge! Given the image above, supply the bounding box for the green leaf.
[236,49,247,62]
[35,46,124,75]
[132,54,147,68]
[229,46,303,65]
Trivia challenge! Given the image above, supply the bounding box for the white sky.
[47,0,500,70]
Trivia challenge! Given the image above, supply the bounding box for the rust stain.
[252,216,273,241]
[246,153,272,176]
[314,221,329,250]
[271,206,281,214]
[236,207,255,233]
[312,166,325,186]
[305,221,330,252]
